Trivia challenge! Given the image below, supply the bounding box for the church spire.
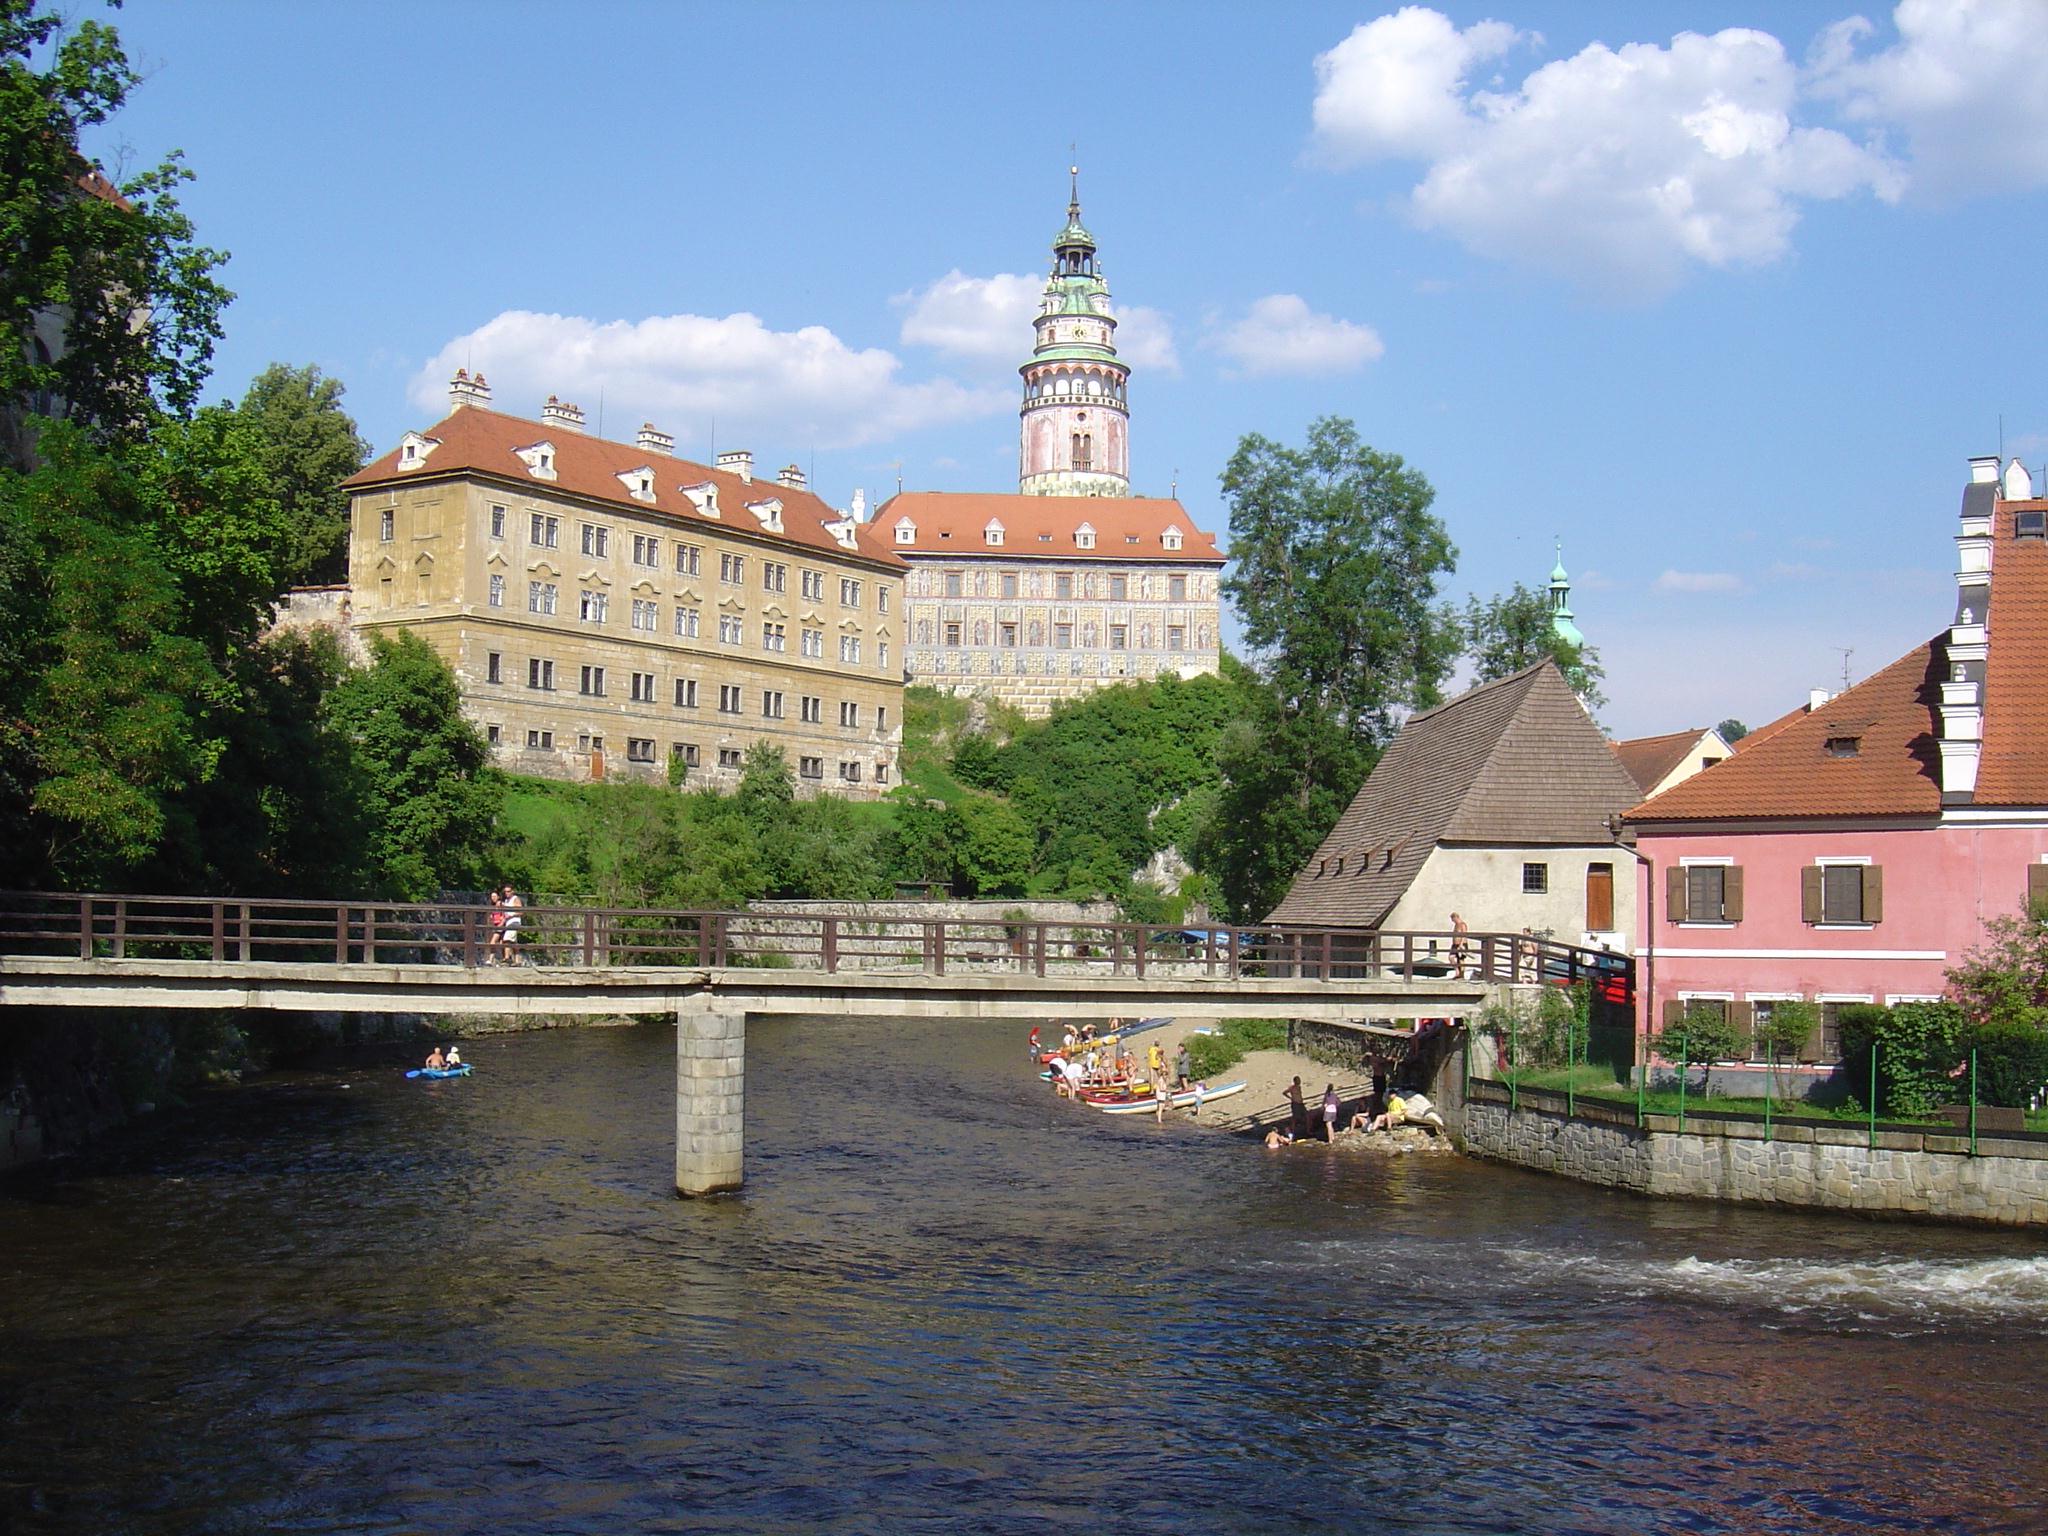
[1549,539,1585,647]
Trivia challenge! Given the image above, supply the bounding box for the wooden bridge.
[0,892,1632,1195]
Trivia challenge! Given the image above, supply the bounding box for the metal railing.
[0,891,1636,990]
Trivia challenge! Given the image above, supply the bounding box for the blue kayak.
[406,1065,473,1079]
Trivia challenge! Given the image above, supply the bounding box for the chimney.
[850,487,867,523]
[448,368,491,411]
[2005,458,2036,501]
[777,463,807,491]
[716,449,753,483]
[1969,455,2002,484]
[1807,687,1832,712]
[540,395,586,433]
[636,422,674,457]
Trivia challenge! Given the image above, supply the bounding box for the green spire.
[1549,539,1584,647]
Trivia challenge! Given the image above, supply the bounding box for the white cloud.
[1311,9,1901,295]
[409,309,1006,452]
[895,270,1042,362]
[1115,306,1181,374]
[1809,0,2048,195]
[1212,294,1385,377]
[896,269,1180,375]
[1656,569,1747,593]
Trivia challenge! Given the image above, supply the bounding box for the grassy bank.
[1185,1019,1289,1079]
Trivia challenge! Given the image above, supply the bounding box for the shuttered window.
[1668,864,1743,922]
[1804,864,1883,924]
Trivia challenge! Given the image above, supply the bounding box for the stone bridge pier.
[676,1009,746,1196]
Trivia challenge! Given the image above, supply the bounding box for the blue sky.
[84,0,2048,737]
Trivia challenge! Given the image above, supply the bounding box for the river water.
[5,1019,2048,1534]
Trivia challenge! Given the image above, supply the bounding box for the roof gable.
[1626,640,1945,823]
[1267,662,1635,926]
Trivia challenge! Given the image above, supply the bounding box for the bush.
[1837,1001,1966,1118]
[1655,1003,1742,1093]
[1184,1018,1287,1079]
[1966,1018,2048,1108]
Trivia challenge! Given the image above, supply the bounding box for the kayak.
[1097,1081,1246,1115]
[406,1065,472,1079]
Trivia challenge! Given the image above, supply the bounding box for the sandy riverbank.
[1066,1021,1458,1155]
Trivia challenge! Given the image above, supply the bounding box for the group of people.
[1036,1020,1206,1122]
[1269,1059,1442,1148]
[423,1044,463,1071]
[484,887,524,965]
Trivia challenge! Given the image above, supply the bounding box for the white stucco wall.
[1385,845,1636,952]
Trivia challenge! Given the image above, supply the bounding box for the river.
[4,1018,2047,1534]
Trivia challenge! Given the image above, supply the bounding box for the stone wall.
[1460,1087,2048,1226]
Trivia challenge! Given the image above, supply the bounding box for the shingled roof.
[1267,661,1641,927]
[1975,498,2048,804]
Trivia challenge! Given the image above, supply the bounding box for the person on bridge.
[502,888,524,963]
[1451,912,1471,978]
[487,889,507,964]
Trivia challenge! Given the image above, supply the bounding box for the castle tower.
[1018,168,1130,497]
[1550,541,1584,647]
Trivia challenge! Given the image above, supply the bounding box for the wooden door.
[1585,862,1614,931]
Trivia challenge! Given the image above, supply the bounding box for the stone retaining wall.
[1460,1091,2048,1226]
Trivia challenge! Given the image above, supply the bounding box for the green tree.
[949,795,1033,897]
[1221,417,1460,741]
[1716,717,1749,743]
[1655,1002,1743,1095]
[232,363,370,586]
[1462,582,1606,706]
[885,795,955,887]
[1947,907,2048,1035]
[735,740,795,829]
[324,630,500,898]
[1197,702,1369,921]
[0,1,231,458]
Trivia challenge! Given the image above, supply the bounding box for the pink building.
[1624,455,2048,1068]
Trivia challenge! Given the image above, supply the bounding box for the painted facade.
[873,174,1224,717]
[342,376,906,796]
[1627,454,2048,1062]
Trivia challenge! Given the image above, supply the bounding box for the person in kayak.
[445,1045,462,1068]
[424,1046,446,1070]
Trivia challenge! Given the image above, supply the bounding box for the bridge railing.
[0,892,1633,997]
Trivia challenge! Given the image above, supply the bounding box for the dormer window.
[1163,525,1185,551]
[513,441,557,481]
[618,467,657,504]
[398,432,441,469]
[984,519,1005,547]
[745,497,784,533]
[1074,522,1096,550]
[895,520,917,545]
[1824,735,1862,758]
[680,482,720,519]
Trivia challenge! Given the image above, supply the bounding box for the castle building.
[340,373,906,796]
[873,175,1224,716]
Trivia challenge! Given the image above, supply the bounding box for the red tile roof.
[870,491,1222,562]
[1611,728,1716,794]
[348,405,905,570]
[1730,698,1813,753]
[1975,499,2048,803]
[1625,640,1946,822]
